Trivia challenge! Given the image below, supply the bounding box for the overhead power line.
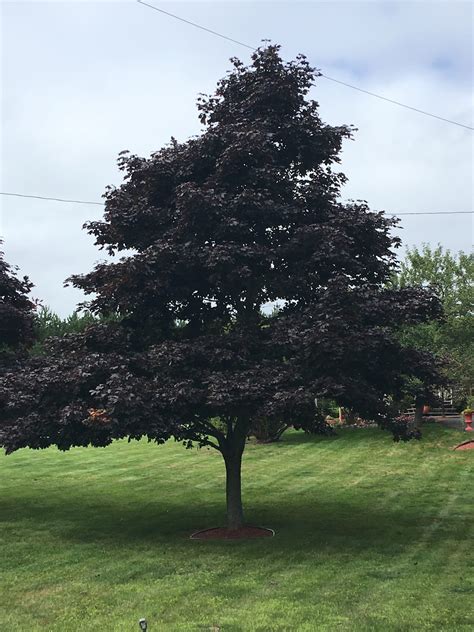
[1,191,472,217]
[137,1,255,51]
[316,76,474,130]
[136,0,474,132]
[386,211,473,216]
[0,191,103,206]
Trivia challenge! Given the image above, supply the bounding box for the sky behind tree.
[1,0,472,315]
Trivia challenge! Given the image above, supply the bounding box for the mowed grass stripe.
[1,425,473,631]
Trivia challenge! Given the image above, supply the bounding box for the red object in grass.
[464,411,473,432]
[190,526,274,540]
[454,440,474,451]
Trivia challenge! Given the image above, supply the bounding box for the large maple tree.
[0,47,442,530]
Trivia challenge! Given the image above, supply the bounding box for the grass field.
[1,424,473,631]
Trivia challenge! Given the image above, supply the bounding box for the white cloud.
[1,0,472,315]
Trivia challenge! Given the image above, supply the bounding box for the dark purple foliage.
[0,47,443,528]
[0,241,35,367]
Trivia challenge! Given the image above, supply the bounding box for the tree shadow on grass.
[0,490,459,555]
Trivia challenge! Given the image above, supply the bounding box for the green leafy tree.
[34,307,97,343]
[392,245,473,398]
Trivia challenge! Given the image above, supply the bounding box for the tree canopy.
[391,244,473,398]
[0,47,443,530]
[0,240,35,367]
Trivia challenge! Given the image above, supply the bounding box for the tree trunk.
[223,449,244,530]
[414,403,424,430]
[218,417,249,530]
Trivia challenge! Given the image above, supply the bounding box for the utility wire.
[387,211,473,216]
[1,192,472,216]
[318,76,474,130]
[136,0,474,132]
[0,192,103,206]
[137,1,255,51]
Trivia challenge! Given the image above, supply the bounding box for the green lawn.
[1,425,473,631]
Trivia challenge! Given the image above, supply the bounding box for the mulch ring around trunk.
[453,440,474,451]
[190,526,275,540]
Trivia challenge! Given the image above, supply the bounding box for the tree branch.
[199,437,221,451]
[193,417,226,443]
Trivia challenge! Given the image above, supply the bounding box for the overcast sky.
[1,0,473,316]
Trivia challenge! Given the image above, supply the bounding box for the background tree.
[0,240,36,368]
[0,47,443,532]
[391,245,473,404]
[31,306,115,355]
